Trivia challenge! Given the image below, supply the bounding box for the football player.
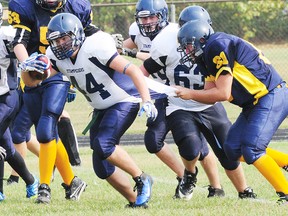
[6,0,83,186]
[0,2,38,201]
[7,0,98,203]
[118,0,228,199]
[139,3,257,200]
[176,18,288,203]
[34,13,171,208]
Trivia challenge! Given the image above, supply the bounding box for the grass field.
[1,142,288,215]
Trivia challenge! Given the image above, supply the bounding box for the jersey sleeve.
[8,0,35,32]
[89,32,119,66]
[204,39,234,80]
[65,0,93,29]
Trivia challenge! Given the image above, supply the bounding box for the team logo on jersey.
[213,51,228,69]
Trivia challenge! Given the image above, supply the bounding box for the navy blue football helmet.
[178,5,212,27]
[0,3,3,26]
[36,0,66,10]
[47,13,85,60]
[177,20,214,65]
[135,0,169,38]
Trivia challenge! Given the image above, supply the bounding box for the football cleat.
[238,187,257,199]
[26,175,39,198]
[207,185,225,198]
[276,192,288,205]
[173,176,182,199]
[178,167,198,200]
[0,191,5,202]
[125,202,135,208]
[7,175,19,185]
[35,183,51,204]
[133,173,153,208]
[61,176,87,201]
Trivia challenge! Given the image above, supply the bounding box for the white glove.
[111,33,124,49]
[138,101,158,121]
[20,52,49,73]
[0,146,6,161]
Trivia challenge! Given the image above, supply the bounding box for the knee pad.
[11,129,31,144]
[92,135,116,160]
[36,114,58,143]
[242,146,265,164]
[178,136,203,161]
[144,130,164,154]
[211,144,240,170]
[198,143,209,161]
[92,150,115,179]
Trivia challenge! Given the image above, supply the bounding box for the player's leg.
[57,110,81,166]
[239,86,288,203]
[198,149,224,197]
[201,103,256,198]
[144,98,184,197]
[0,90,38,199]
[166,110,205,200]
[90,102,153,208]
[0,160,4,201]
[9,98,37,184]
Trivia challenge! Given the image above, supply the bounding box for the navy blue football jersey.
[202,32,283,107]
[8,0,93,55]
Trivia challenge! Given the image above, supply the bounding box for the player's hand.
[0,146,6,161]
[111,33,124,49]
[67,87,77,103]
[121,48,137,58]
[138,101,158,121]
[20,52,49,74]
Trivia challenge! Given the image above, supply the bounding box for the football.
[28,55,51,81]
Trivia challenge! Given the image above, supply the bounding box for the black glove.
[121,48,137,58]
[0,146,6,161]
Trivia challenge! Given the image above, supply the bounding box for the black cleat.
[178,167,198,200]
[62,176,87,201]
[35,184,51,204]
[207,185,225,198]
[238,187,257,199]
[173,176,182,199]
[276,192,288,205]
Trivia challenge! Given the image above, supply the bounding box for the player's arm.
[140,56,165,77]
[120,37,150,61]
[175,71,233,103]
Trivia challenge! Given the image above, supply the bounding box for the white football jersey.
[129,22,168,84]
[47,31,175,110]
[149,23,212,115]
[0,26,17,95]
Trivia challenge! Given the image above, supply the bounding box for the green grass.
[2,142,288,215]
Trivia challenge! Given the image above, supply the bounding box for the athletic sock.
[253,154,288,194]
[55,139,74,185]
[266,147,288,167]
[39,140,57,185]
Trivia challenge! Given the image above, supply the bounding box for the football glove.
[121,48,137,58]
[138,101,158,121]
[67,87,77,103]
[20,52,49,74]
[111,33,124,49]
[0,146,6,161]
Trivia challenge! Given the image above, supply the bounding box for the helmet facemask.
[48,32,80,60]
[36,0,66,10]
[136,11,164,38]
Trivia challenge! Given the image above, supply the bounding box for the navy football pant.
[90,102,139,179]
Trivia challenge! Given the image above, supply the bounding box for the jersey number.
[69,73,111,102]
